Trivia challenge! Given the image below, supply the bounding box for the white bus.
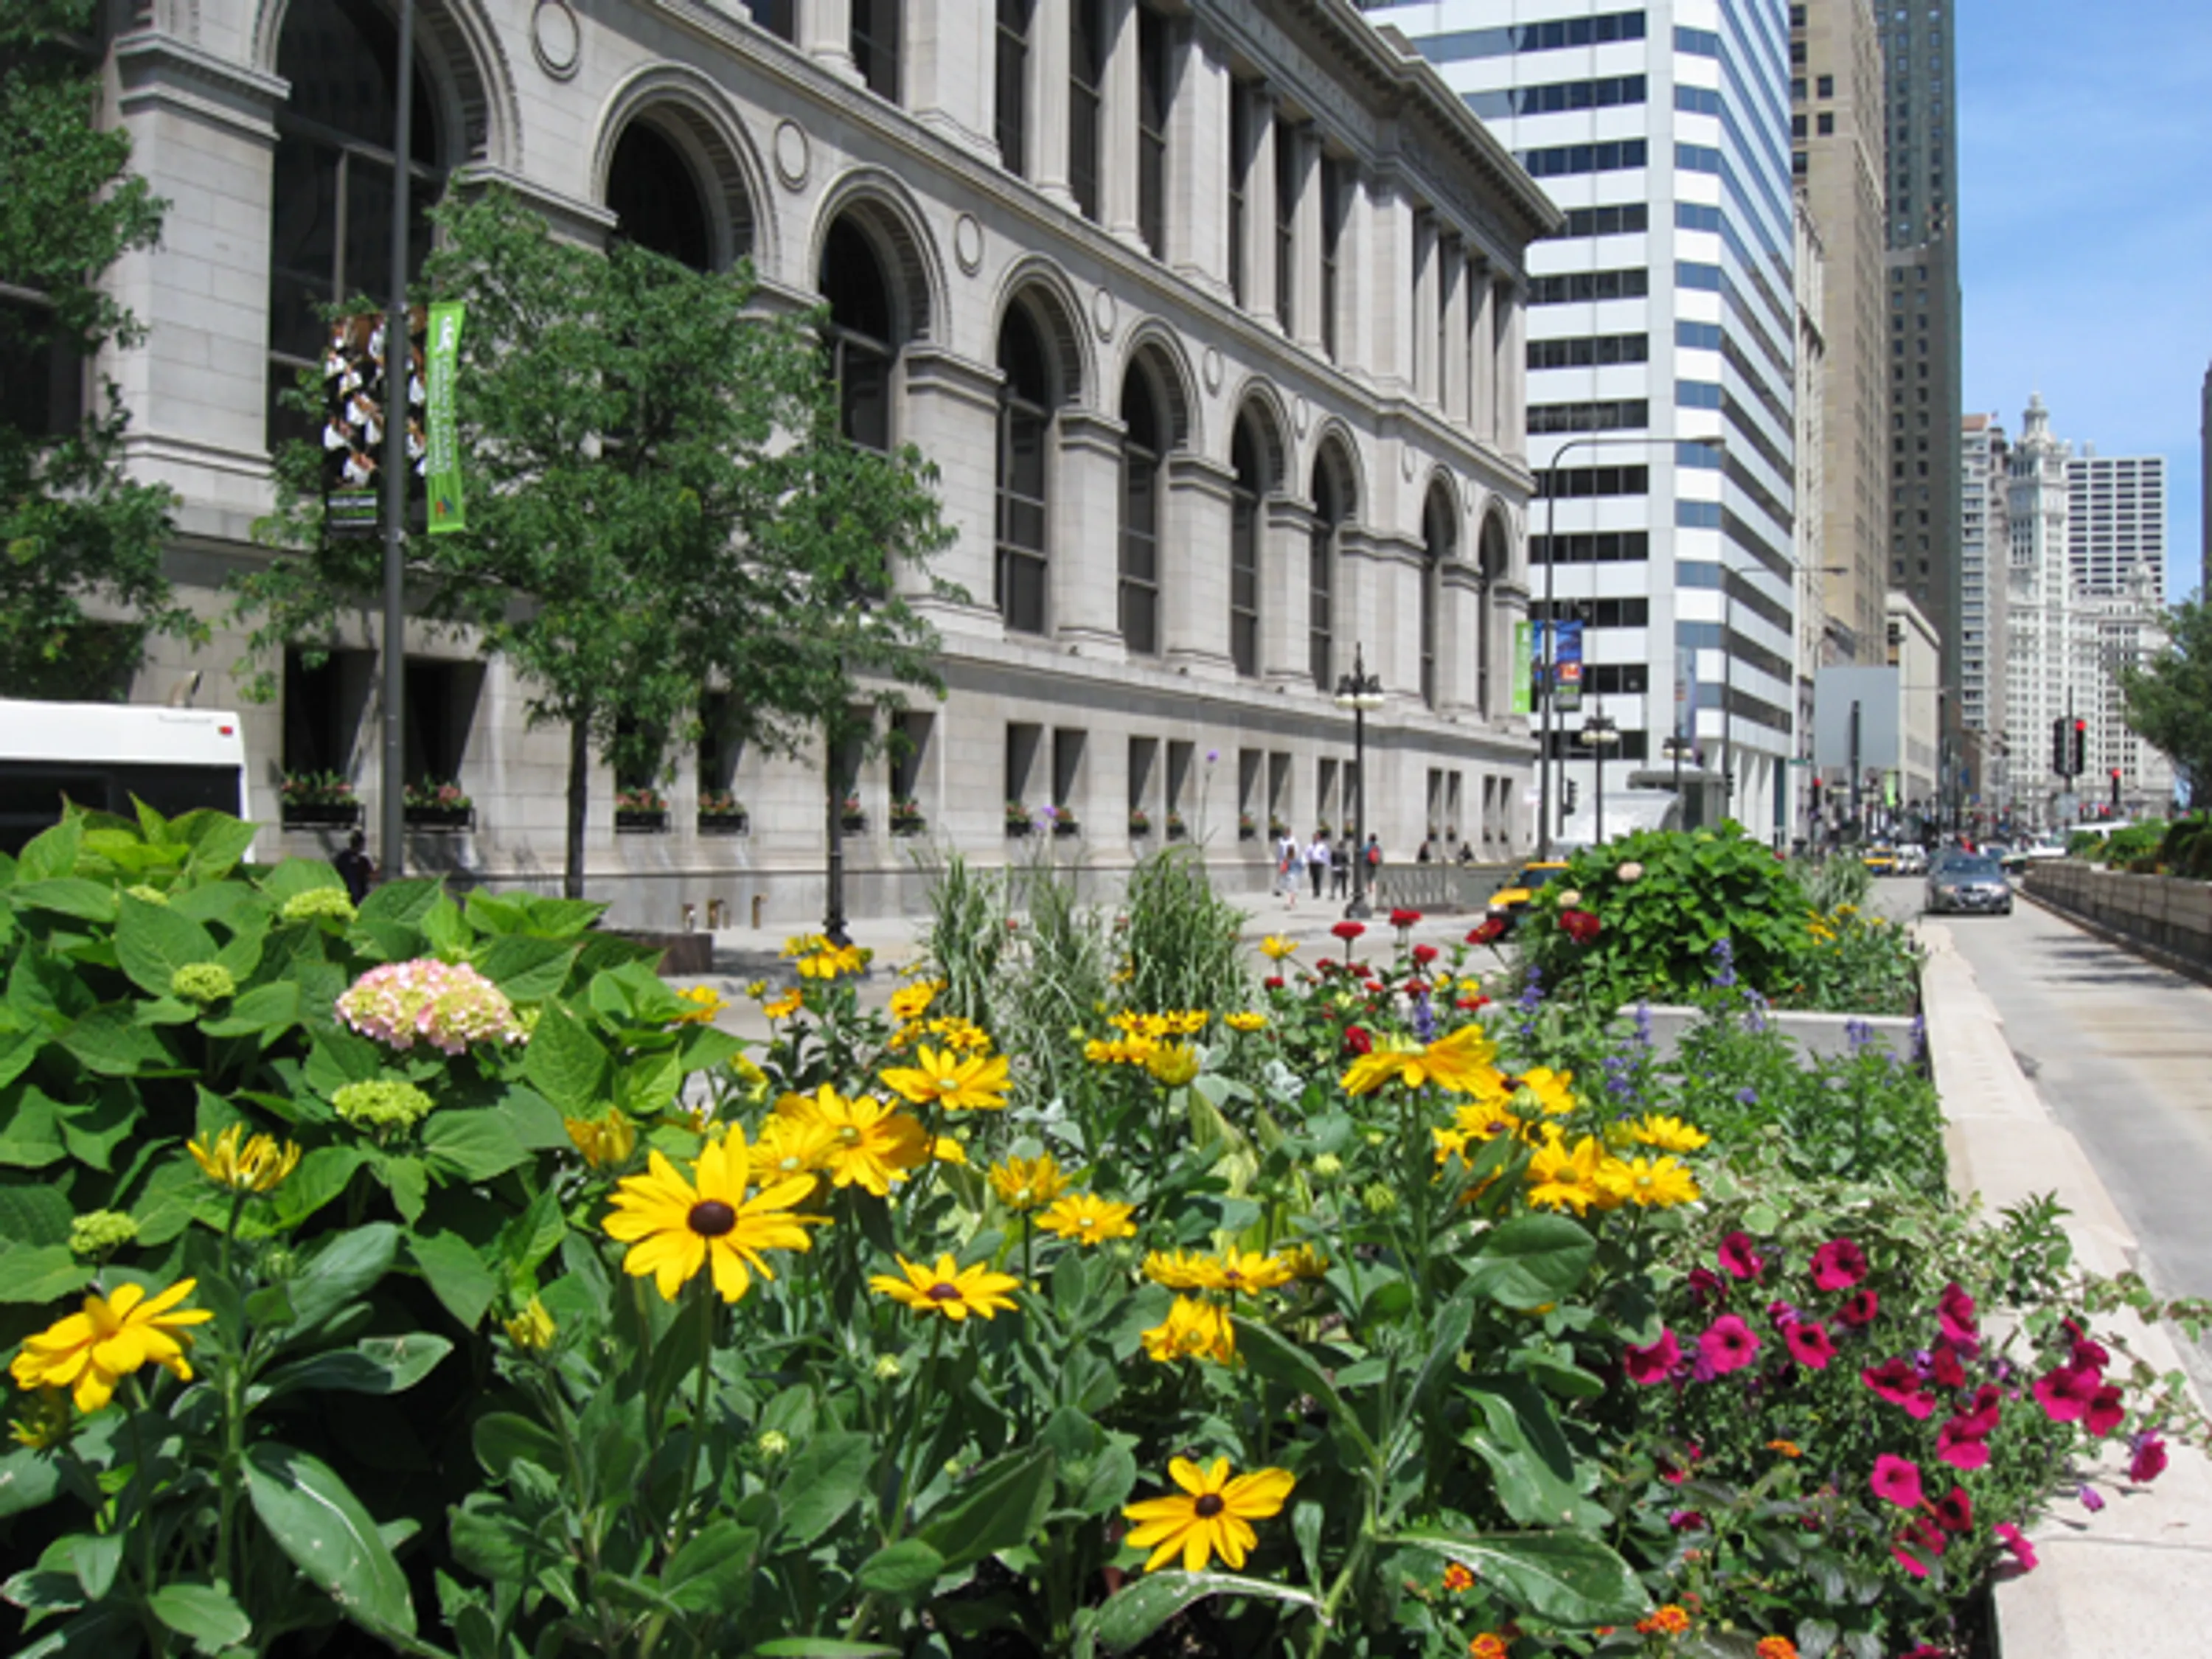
[0,699,250,854]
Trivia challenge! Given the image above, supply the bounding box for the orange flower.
[1441,1562,1475,1593]
[1469,1637,1509,1659]
[1767,1439,1803,1458]
[1756,1638,1800,1659]
[1636,1605,1691,1636]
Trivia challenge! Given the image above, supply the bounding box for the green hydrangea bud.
[755,1430,790,1461]
[1360,1182,1399,1217]
[332,1078,437,1134]
[125,884,168,907]
[1311,1152,1345,1181]
[67,1210,139,1257]
[280,886,358,925]
[873,1354,904,1382]
[171,961,237,1004]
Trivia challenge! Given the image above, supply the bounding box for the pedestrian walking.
[1331,837,1352,900]
[1275,830,1301,909]
[334,830,375,904]
[1306,830,1331,900]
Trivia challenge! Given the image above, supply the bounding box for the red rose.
[1331,920,1366,943]
[1389,908,1422,928]
[1559,908,1601,944]
[1467,916,1509,946]
[1343,1026,1372,1055]
[1263,975,1286,992]
[1411,943,1439,965]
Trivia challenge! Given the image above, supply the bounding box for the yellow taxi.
[1860,844,1897,876]
[1487,860,1571,922]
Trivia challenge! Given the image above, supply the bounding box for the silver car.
[1924,855,2012,917]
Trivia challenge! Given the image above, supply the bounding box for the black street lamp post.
[1335,644,1384,919]
[1578,712,1620,846]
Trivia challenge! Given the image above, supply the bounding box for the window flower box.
[841,793,866,834]
[890,799,925,836]
[281,801,362,830]
[1237,812,1259,843]
[1166,813,1188,842]
[1128,809,1152,836]
[615,787,668,832]
[1005,800,1032,837]
[1051,810,1080,839]
[697,793,748,836]
[402,778,472,830]
[279,771,361,828]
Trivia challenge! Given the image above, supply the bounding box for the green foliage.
[0,0,191,698]
[2073,821,2168,869]
[1119,847,1253,1015]
[2118,596,2212,791]
[237,187,956,896]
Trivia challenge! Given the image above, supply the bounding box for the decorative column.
[1054,407,1130,660]
[900,347,1008,641]
[1441,237,1469,423]
[1362,178,1412,396]
[905,0,998,156]
[1031,0,1076,209]
[799,0,860,80]
[1410,211,1439,406]
[1262,495,1313,692]
[1287,127,1324,355]
[1161,453,1239,681]
[1495,278,1526,457]
[1099,0,1144,251]
[1469,255,1496,445]
[1246,87,1279,330]
[1167,27,1228,294]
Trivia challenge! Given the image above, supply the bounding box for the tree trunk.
[824,720,846,944]
[565,713,590,900]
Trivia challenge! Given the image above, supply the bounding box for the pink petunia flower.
[1863,1357,1936,1419]
[1834,1287,1879,1328]
[1718,1231,1765,1281]
[2033,1363,2102,1425]
[1870,1453,1924,1510]
[1785,1320,1837,1371]
[2084,1385,2126,1438]
[1700,1315,1761,1374]
[1937,1282,1978,1345]
[1686,1266,1725,1303]
[1933,1485,1974,1534]
[1624,1328,1683,1385]
[2130,1433,2169,1485]
[1809,1239,1868,1291]
[1935,1419,1992,1471]
[1994,1523,2038,1574]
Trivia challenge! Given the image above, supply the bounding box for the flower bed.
[2,813,2199,1659]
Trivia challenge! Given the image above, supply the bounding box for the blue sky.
[1959,0,2212,600]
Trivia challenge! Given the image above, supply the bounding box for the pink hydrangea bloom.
[337,959,526,1055]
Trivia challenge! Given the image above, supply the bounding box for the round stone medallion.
[773,119,810,189]
[530,0,580,79]
[1201,346,1223,394]
[1091,287,1116,340]
[953,213,984,274]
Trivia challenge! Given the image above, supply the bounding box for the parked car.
[1486,860,1569,931]
[1893,844,1929,876]
[2020,840,2067,863]
[1924,855,2013,917]
[1860,844,1897,876]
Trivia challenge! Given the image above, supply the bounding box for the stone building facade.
[92,0,1559,922]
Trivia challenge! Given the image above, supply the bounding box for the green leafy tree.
[2119,597,2211,796]
[238,189,956,897]
[0,0,190,699]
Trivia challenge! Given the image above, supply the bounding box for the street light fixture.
[1334,643,1385,919]
[1538,434,1724,856]
[1577,712,1621,846]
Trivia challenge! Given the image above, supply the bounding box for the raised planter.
[696,813,749,837]
[280,803,361,830]
[891,813,926,837]
[615,810,669,834]
[1624,1004,1919,1064]
[840,812,867,835]
[403,807,474,832]
[1051,818,1080,839]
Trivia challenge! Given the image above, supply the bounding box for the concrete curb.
[1918,921,2212,1657]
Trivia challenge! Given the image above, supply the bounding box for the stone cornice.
[114,30,288,142]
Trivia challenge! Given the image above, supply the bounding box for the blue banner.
[1553,619,1585,714]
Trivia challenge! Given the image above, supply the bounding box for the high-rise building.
[1959,412,2009,807]
[1792,198,1826,840]
[1790,0,1888,665]
[2201,364,2211,601]
[1876,0,1964,712]
[1370,0,1801,838]
[2066,450,2166,598]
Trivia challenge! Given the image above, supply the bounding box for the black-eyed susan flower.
[1512,1065,1577,1116]
[1121,1457,1295,1572]
[1612,1154,1700,1209]
[887,978,943,1023]
[602,1134,824,1304]
[879,1046,1012,1112]
[1035,1193,1136,1245]
[1144,1043,1202,1086]
[563,1109,638,1172]
[1627,1113,1711,1153]
[868,1253,1020,1322]
[9,1279,213,1412]
[1340,1022,1503,1097]
[752,1113,835,1183]
[762,989,804,1020]
[1215,1250,1293,1295]
[669,984,726,1024]
[1138,1295,1235,1364]
[1224,1012,1267,1033]
[1276,1242,1329,1281]
[774,1085,930,1197]
[187,1123,302,1194]
[988,1155,1069,1213]
[1525,1130,1609,1217]
[1142,1250,1225,1291]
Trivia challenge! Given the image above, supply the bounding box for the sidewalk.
[1918,920,2212,1658]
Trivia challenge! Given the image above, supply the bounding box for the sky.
[1958,0,2212,602]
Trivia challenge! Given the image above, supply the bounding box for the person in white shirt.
[1275,831,1301,909]
[1305,832,1331,900]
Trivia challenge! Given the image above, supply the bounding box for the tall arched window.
[1309,452,1349,690]
[821,218,896,453]
[1230,416,1264,678]
[996,305,1051,635]
[606,122,714,271]
[266,0,442,445]
[1119,366,1164,655]
[1477,512,1509,718]
[1422,486,1454,709]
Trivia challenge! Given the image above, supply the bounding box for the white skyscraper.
[1368,0,1800,840]
[2066,451,2166,597]
[1959,413,2008,802]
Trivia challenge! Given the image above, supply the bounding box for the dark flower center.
[1194,1493,1225,1518]
[926,1281,961,1301]
[688,1200,738,1237]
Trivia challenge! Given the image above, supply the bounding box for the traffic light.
[2069,719,2087,778]
[2111,768,2123,812]
[1564,779,1580,813]
[2050,716,2068,775]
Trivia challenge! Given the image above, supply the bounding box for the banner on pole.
[425,302,467,535]
[1553,619,1585,714]
[1511,620,1534,715]
[319,307,427,538]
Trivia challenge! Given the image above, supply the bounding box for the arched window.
[821,218,896,453]
[607,122,713,272]
[1422,486,1454,709]
[996,0,1034,176]
[1309,452,1349,690]
[1119,365,1164,655]
[995,305,1051,635]
[851,0,901,102]
[1477,512,1509,718]
[1230,416,1264,678]
[266,0,442,446]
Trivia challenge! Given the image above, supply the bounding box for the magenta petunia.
[1686,1266,1725,1303]
[2072,1334,2111,1370]
[1863,1357,1935,1418]
[1700,1314,1761,1374]
[2084,1384,2125,1438]
[1933,1485,1974,1534]
[1870,1453,1925,1510]
[2130,1434,2169,1484]
[1935,1419,1992,1471]
[1929,1343,1967,1390]
[1834,1287,1879,1328]
[2079,1484,2106,1512]
[2033,1363,2101,1425]
[1891,1539,1933,1579]
[1938,1282,1978,1344]
[1718,1231,1765,1281]
[1809,1239,1868,1291]
[1785,1319,1837,1371]
[1624,1328,1683,1385]
[1994,1523,2038,1574]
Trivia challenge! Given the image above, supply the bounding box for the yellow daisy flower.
[880,1046,1012,1112]
[774,1085,931,1197]
[563,1110,639,1172]
[1215,1250,1294,1295]
[1138,1295,1236,1364]
[186,1124,302,1194]
[1525,1131,1610,1216]
[1224,1012,1267,1033]
[1035,1193,1137,1245]
[1121,1458,1295,1573]
[1259,935,1299,961]
[1144,1043,1202,1087]
[1142,1249,1225,1291]
[988,1154,1070,1213]
[762,989,804,1020]
[1341,1023,1502,1098]
[1276,1243,1329,1281]
[887,978,943,1023]
[669,984,726,1024]
[1613,1154,1701,1209]
[9,1279,214,1413]
[869,1253,1021,1322]
[602,1134,824,1303]
[1512,1065,1577,1116]
[752,1112,836,1184]
[1628,1113,1711,1153]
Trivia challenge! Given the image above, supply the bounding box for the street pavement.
[1873,872,2212,1385]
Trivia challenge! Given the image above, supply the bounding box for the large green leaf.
[7,880,117,923]
[1461,1215,1596,1310]
[916,1444,1056,1571]
[661,1519,758,1615]
[0,1244,91,1304]
[855,1538,944,1597]
[113,894,218,998]
[0,1183,72,1246]
[1460,1380,1605,1529]
[60,1004,172,1075]
[1384,1528,1644,1626]
[284,1222,400,1333]
[474,935,579,1004]
[422,1109,529,1183]
[472,1412,566,1481]
[246,1442,415,1637]
[409,1228,499,1329]
[0,1447,61,1519]
[0,1090,67,1168]
[522,1001,606,1113]
[16,816,83,883]
[775,1432,872,1547]
[259,1334,454,1401]
[1093,1571,1323,1652]
[1230,1318,1374,1461]
[199,981,300,1040]
[148,1582,253,1653]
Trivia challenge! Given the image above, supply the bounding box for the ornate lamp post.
[1334,644,1385,919]
[1577,712,1620,846]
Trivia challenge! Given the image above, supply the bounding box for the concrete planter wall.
[1630,1004,1918,1063]
[2023,860,2212,975]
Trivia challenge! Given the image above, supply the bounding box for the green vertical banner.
[425,301,466,535]
[1512,620,1534,715]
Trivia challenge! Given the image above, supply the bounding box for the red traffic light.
[2110,768,2122,779]
[2074,719,2087,732]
